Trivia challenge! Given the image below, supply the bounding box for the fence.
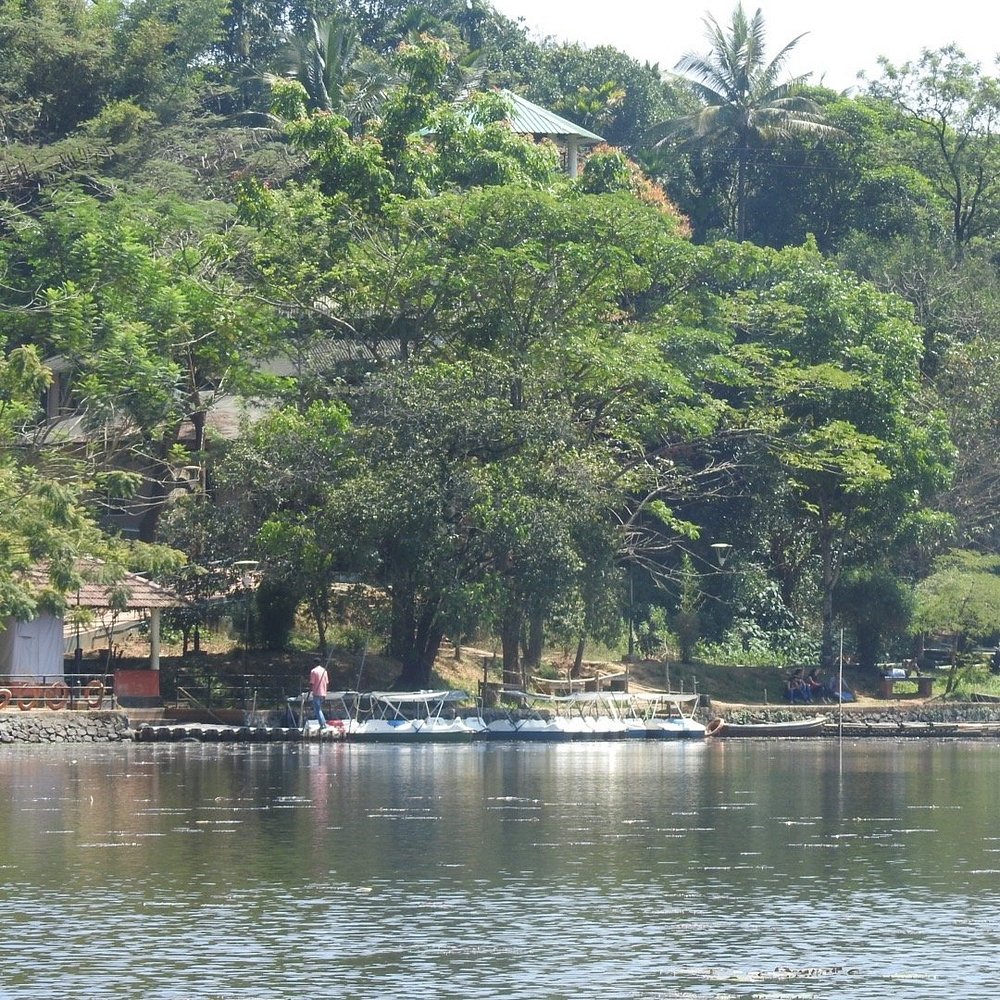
[0,672,114,711]
[157,664,304,718]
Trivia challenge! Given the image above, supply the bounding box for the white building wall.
[0,614,65,679]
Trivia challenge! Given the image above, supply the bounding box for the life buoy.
[0,687,10,710]
[17,691,38,711]
[47,681,70,711]
[84,679,104,709]
[705,717,726,737]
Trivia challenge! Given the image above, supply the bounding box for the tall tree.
[279,11,393,121]
[701,239,953,668]
[650,3,838,240]
[868,46,1000,256]
[6,189,277,539]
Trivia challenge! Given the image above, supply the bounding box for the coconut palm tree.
[651,4,839,241]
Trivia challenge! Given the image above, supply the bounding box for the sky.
[489,0,1000,93]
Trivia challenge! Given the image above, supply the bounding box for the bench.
[879,674,934,699]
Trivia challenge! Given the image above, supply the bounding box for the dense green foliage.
[2,0,998,683]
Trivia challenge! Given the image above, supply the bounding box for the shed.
[0,613,64,679]
[2,566,186,681]
[67,570,183,672]
[496,90,605,177]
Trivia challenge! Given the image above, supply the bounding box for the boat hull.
[349,719,475,743]
[644,719,707,739]
[708,715,829,737]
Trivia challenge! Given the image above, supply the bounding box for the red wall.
[114,669,160,698]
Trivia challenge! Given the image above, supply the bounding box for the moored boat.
[290,689,478,742]
[351,690,477,742]
[627,692,707,739]
[488,690,708,740]
[479,691,629,740]
[705,714,829,737]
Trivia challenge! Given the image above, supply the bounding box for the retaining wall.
[719,703,1000,726]
[0,710,132,744]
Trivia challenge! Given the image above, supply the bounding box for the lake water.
[2,739,999,999]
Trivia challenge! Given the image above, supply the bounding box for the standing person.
[309,662,329,728]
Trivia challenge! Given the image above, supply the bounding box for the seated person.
[825,674,855,702]
[806,669,825,701]
[785,669,811,703]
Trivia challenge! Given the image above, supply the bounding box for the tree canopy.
[2,0,998,679]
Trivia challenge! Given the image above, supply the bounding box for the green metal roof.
[499,90,604,144]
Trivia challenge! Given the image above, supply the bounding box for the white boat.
[487,691,630,740]
[290,689,477,741]
[287,690,357,736]
[351,690,477,743]
[519,690,706,740]
[471,692,576,740]
[627,692,707,739]
[553,691,630,739]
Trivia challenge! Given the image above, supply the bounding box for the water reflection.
[2,740,1000,998]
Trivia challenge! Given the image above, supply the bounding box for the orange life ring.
[705,717,726,737]
[17,691,39,711]
[84,679,105,709]
[0,687,10,710]
[47,681,70,711]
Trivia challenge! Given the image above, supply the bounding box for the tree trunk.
[735,142,748,241]
[944,635,960,694]
[501,609,523,689]
[394,627,442,689]
[390,589,443,689]
[388,586,415,663]
[524,609,544,670]
[310,594,328,656]
[571,638,585,678]
[855,624,880,673]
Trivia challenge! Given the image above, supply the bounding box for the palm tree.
[282,13,394,125]
[651,4,838,240]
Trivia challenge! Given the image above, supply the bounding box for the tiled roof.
[72,573,183,610]
[22,563,186,610]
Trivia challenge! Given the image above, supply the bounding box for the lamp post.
[233,560,259,674]
[710,542,732,569]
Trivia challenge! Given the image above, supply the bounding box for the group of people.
[785,668,854,704]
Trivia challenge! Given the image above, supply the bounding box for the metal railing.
[0,673,114,711]
[157,666,303,721]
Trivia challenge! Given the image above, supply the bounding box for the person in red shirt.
[309,662,329,728]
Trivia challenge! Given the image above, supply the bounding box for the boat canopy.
[630,692,700,706]
[287,689,358,703]
[369,690,470,704]
[512,690,698,706]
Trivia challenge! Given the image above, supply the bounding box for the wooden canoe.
[707,715,829,737]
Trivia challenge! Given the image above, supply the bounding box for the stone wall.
[0,710,132,744]
[717,703,1000,726]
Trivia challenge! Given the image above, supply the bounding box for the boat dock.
[134,722,344,742]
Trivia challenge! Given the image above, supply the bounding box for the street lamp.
[233,560,259,673]
[710,543,733,569]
